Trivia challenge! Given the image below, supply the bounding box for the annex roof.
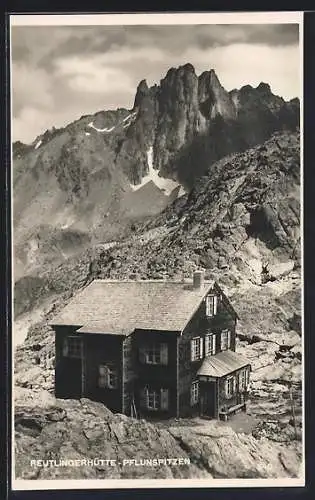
[50,279,215,335]
[197,350,250,378]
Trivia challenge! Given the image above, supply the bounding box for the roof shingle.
[50,279,214,335]
[197,350,250,378]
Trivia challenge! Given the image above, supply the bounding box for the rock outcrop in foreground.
[15,396,302,480]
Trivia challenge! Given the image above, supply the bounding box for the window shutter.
[139,346,146,364]
[238,371,243,391]
[212,334,216,354]
[228,330,231,349]
[199,337,203,359]
[105,367,110,387]
[245,368,250,387]
[213,295,218,315]
[205,335,210,356]
[160,343,168,365]
[98,365,109,388]
[160,388,169,410]
[232,376,236,393]
[99,365,106,376]
[62,338,68,357]
[224,378,229,397]
[190,340,195,361]
[140,387,148,409]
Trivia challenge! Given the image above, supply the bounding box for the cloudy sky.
[11,23,300,144]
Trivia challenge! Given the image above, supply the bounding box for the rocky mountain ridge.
[13,64,299,280]
[14,131,300,318]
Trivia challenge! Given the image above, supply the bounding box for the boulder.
[269,261,295,280]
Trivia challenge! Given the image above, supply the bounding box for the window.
[205,333,216,356]
[225,376,236,398]
[140,387,169,411]
[206,294,218,317]
[147,389,160,410]
[147,345,160,364]
[238,368,250,391]
[191,381,199,406]
[191,337,203,361]
[62,336,82,358]
[139,343,168,365]
[221,329,231,351]
[98,365,117,389]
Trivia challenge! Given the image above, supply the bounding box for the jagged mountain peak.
[164,62,196,77]
[198,68,236,121]
[199,68,221,86]
[256,82,272,94]
[13,62,299,279]
[135,78,149,96]
[239,84,254,94]
[133,79,152,109]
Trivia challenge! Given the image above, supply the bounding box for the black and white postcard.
[10,11,304,490]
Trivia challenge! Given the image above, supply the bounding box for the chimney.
[193,270,205,290]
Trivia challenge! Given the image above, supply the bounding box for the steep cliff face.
[14,65,299,194]
[14,131,300,324]
[13,64,299,280]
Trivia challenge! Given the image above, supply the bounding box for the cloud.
[11,24,300,143]
[12,62,54,116]
[11,25,299,68]
[52,41,300,99]
[180,43,300,100]
[54,54,135,93]
[13,107,56,143]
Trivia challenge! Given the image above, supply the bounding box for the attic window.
[62,336,82,358]
[98,365,117,389]
[206,295,218,317]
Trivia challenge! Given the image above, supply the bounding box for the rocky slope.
[14,395,302,480]
[13,129,302,480]
[14,131,300,317]
[13,64,299,280]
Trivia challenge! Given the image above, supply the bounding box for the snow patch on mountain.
[87,122,115,133]
[130,147,180,196]
[123,111,137,123]
[86,112,137,135]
